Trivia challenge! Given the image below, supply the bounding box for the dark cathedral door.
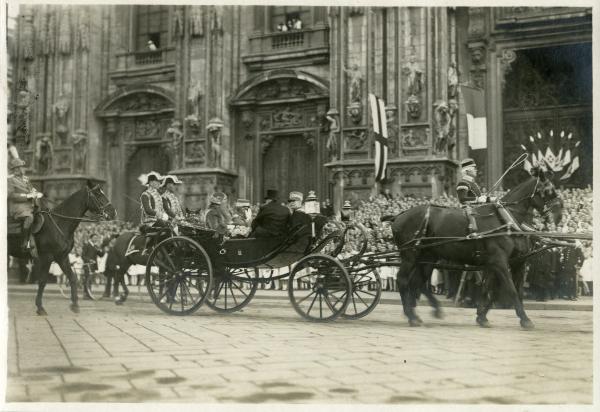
[125,146,170,222]
[262,134,318,203]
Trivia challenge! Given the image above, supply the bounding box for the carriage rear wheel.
[145,236,213,316]
[205,267,259,313]
[341,267,382,319]
[288,254,351,322]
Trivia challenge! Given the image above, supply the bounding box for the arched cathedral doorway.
[230,70,330,203]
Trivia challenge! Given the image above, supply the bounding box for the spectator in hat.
[161,175,185,221]
[205,192,230,236]
[250,190,290,238]
[139,171,169,255]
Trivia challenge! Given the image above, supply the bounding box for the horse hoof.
[36,307,47,316]
[520,319,535,330]
[409,318,422,327]
[115,298,124,306]
[476,317,491,328]
[433,308,443,319]
[70,304,80,314]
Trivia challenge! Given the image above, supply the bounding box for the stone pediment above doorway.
[230,69,329,107]
[95,85,175,118]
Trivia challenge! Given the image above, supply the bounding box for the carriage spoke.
[354,289,377,298]
[295,290,317,306]
[323,294,337,313]
[319,294,323,318]
[228,283,239,307]
[153,256,176,274]
[350,293,358,315]
[353,291,369,308]
[229,279,249,298]
[306,292,319,316]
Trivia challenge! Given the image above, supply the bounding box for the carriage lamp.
[304,191,320,238]
[341,200,354,222]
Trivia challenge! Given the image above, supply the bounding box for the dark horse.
[387,168,562,329]
[7,181,116,315]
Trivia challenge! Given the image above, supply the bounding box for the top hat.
[161,175,182,187]
[460,158,476,169]
[288,191,303,203]
[9,158,26,170]
[265,189,279,201]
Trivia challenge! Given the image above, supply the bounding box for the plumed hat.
[209,191,228,205]
[161,174,182,187]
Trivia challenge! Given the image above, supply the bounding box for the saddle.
[6,213,44,236]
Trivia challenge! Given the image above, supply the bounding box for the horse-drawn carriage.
[142,216,380,321]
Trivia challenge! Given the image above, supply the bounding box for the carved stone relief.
[173,7,185,38]
[347,102,362,125]
[432,100,455,155]
[261,134,275,154]
[108,93,171,112]
[303,132,315,149]
[165,120,184,169]
[190,6,205,37]
[272,107,303,129]
[207,117,224,167]
[401,127,430,156]
[71,129,87,173]
[135,118,160,139]
[35,133,53,174]
[343,64,363,103]
[385,105,399,157]
[77,8,90,51]
[53,95,70,146]
[185,141,206,163]
[325,108,340,161]
[185,116,203,140]
[468,41,487,89]
[405,95,421,120]
[344,129,367,152]
[468,8,486,38]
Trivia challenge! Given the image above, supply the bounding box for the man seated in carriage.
[229,198,253,238]
[287,191,328,240]
[250,190,290,238]
[161,175,185,231]
[139,171,171,255]
[7,158,43,252]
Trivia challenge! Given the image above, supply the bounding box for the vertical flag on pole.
[369,94,388,182]
[460,85,487,150]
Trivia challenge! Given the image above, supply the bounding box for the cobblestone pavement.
[4,286,593,405]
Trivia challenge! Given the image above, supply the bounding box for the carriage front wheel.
[288,254,352,322]
[145,236,213,316]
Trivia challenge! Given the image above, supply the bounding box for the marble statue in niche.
[207,117,224,167]
[72,129,88,173]
[54,95,70,146]
[325,109,340,161]
[343,64,363,103]
[166,120,184,169]
[36,134,53,174]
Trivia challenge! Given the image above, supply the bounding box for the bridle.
[500,177,561,220]
[42,185,115,223]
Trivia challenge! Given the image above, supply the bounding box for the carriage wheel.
[311,233,345,258]
[145,236,213,316]
[84,272,105,301]
[288,254,351,322]
[205,267,259,313]
[341,268,382,319]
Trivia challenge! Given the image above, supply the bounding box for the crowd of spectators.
[48,186,593,300]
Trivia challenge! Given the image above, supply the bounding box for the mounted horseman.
[6,158,117,315]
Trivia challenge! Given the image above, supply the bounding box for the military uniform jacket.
[162,191,184,220]
[7,174,36,218]
[251,201,291,237]
[81,241,105,272]
[140,188,165,225]
[561,247,584,275]
[456,178,482,204]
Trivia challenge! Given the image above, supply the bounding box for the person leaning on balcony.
[147,40,157,51]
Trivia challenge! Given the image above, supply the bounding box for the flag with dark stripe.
[369,94,388,182]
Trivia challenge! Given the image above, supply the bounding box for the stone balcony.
[109,47,176,84]
[242,27,329,71]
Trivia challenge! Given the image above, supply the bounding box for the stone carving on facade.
[41,10,56,56]
[210,6,224,35]
[325,109,340,161]
[257,81,281,100]
[405,95,421,120]
[166,120,184,169]
[261,134,275,154]
[403,54,424,97]
[54,95,70,146]
[433,100,454,155]
[344,129,367,152]
[21,14,35,60]
[135,118,160,139]
[402,128,428,148]
[190,6,205,37]
[206,117,224,167]
[468,42,487,89]
[343,64,363,103]
[303,132,315,149]
[71,129,88,172]
[349,7,364,16]
[468,8,486,38]
[58,7,71,55]
[188,81,202,117]
[385,105,398,157]
[347,102,362,125]
[241,111,255,141]
[272,107,303,129]
[77,8,90,51]
[259,115,270,131]
[173,7,185,38]
[111,93,171,113]
[499,49,517,87]
[16,88,33,147]
[35,133,54,174]
[105,119,118,147]
[185,115,202,139]
[448,62,459,99]
[185,141,206,163]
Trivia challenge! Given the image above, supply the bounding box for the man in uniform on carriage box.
[456,158,496,232]
[250,189,291,238]
[161,175,185,222]
[205,192,231,236]
[139,171,170,255]
[7,158,43,252]
[81,233,106,300]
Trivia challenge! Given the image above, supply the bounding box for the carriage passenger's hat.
[265,189,279,201]
[161,174,182,187]
[140,171,163,186]
[209,191,227,205]
[460,158,476,169]
[235,198,251,208]
[288,191,303,202]
[9,158,26,170]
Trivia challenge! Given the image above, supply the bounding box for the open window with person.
[135,5,169,51]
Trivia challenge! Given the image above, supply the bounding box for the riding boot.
[20,217,33,250]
